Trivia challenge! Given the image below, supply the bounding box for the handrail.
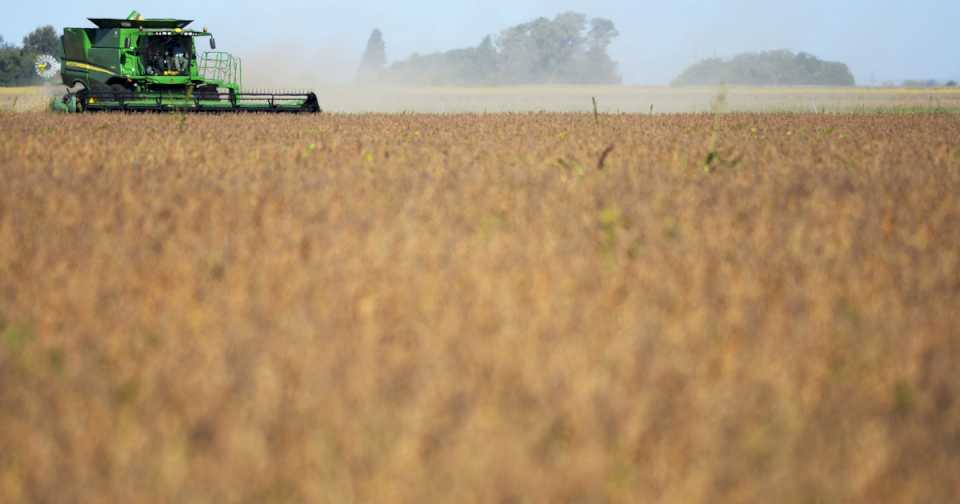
[198,51,242,88]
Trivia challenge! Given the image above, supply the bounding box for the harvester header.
[51,10,320,113]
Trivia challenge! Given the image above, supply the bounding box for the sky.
[4,0,958,85]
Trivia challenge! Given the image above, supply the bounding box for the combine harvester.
[50,10,320,113]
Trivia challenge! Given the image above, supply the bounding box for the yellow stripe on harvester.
[64,61,115,76]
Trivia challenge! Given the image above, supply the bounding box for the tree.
[543,12,588,82]
[474,36,499,83]
[580,18,621,84]
[496,17,545,83]
[947,80,958,87]
[902,79,939,88]
[588,18,619,52]
[356,29,386,83]
[496,12,590,83]
[22,25,60,57]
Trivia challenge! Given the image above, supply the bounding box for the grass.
[0,111,958,502]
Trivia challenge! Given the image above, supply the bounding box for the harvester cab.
[53,10,320,113]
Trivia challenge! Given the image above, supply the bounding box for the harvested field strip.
[5,85,960,112]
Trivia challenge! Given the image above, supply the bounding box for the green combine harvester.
[52,10,320,113]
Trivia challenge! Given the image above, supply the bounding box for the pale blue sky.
[5,0,958,84]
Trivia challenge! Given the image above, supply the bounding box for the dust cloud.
[235,43,711,113]
[228,40,932,114]
[240,40,359,89]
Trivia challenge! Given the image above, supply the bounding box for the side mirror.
[210,38,216,50]
[124,37,131,49]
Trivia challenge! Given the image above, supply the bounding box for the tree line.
[357,12,622,86]
[0,26,60,86]
[900,79,957,88]
[672,50,856,86]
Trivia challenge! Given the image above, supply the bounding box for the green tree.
[23,25,61,57]
[0,46,35,85]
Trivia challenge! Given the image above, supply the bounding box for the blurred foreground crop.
[0,112,958,502]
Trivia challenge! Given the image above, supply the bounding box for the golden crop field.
[0,87,55,113]
[1,110,959,502]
